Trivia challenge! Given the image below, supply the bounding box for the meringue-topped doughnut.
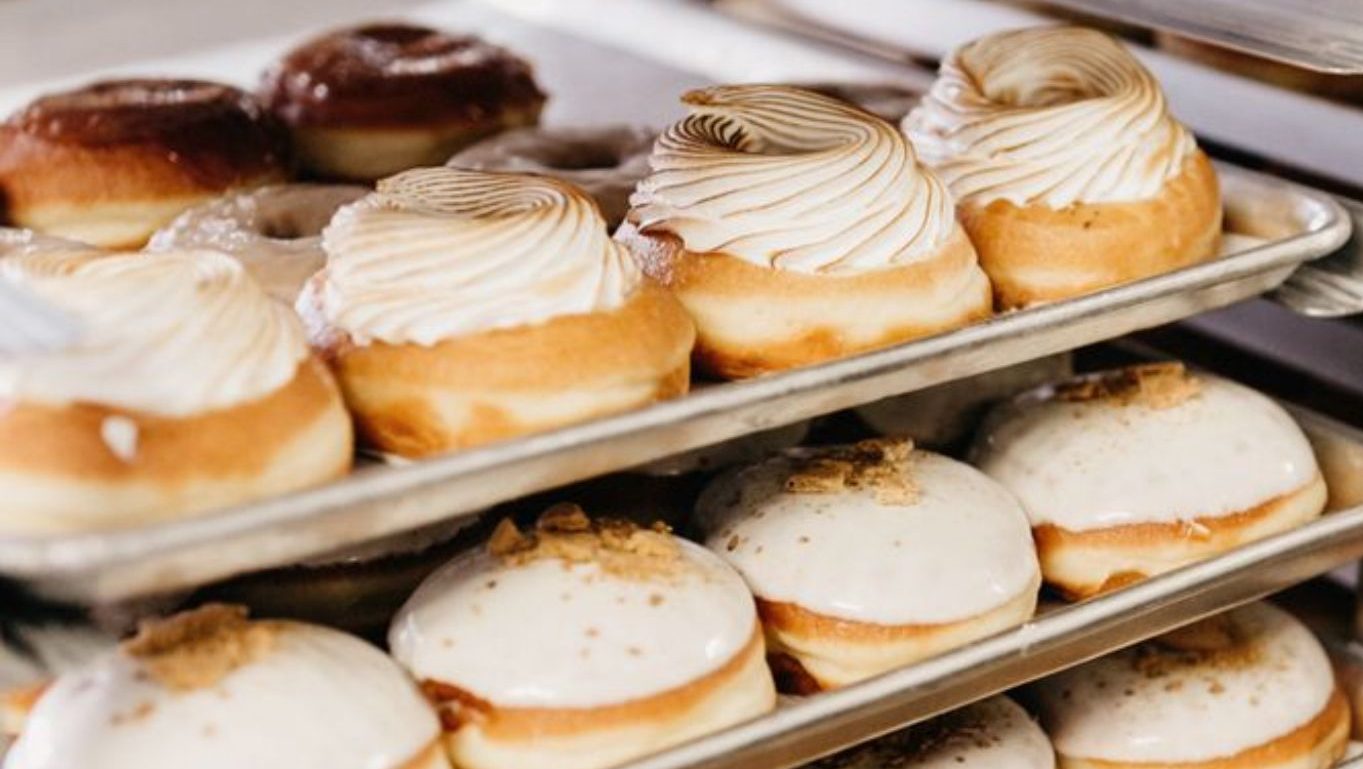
[389,505,776,769]
[619,85,991,379]
[301,167,693,457]
[148,184,367,302]
[0,79,289,249]
[697,438,1040,691]
[972,363,1326,599]
[448,125,654,230]
[815,696,1054,769]
[1034,602,1349,769]
[904,27,1221,309]
[261,23,546,181]
[0,250,352,534]
[4,605,446,769]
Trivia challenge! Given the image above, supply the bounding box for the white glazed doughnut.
[1033,602,1349,769]
[3,605,446,769]
[813,696,1054,769]
[696,438,1040,692]
[148,184,367,302]
[388,505,776,769]
[447,126,654,229]
[972,363,1327,599]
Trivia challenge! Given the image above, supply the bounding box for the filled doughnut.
[388,505,777,769]
[3,605,447,769]
[299,167,694,458]
[0,249,352,535]
[1033,602,1350,769]
[904,27,1221,309]
[619,85,992,379]
[260,23,546,181]
[697,438,1040,692]
[448,125,654,229]
[972,363,1327,599]
[0,79,289,249]
[148,184,367,302]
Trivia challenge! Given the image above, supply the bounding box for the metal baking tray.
[604,404,1363,769]
[0,162,1348,603]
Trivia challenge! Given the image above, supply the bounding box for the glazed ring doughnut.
[448,125,654,229]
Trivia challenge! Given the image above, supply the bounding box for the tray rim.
[0,160,1351,595]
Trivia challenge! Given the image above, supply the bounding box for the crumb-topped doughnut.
[619,85,991,379]
[0,79,289,249]
[972,363,1327,599]
[300,167,693,458]
[904,27,1221,309]
[389,505,776,769]
[1034,602,1349,769]
[0,250,351,534]
[148,184,367,302]
[697,438,1040,691]
[814,696,1054,769]
[4,605,446,769]
[448,125,654,230]
[261,23,546,181]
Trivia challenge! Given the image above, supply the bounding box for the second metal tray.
[0,160,1348,602]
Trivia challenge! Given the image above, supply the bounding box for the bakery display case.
[3,1,1363,768]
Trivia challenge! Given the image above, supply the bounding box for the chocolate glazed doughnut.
[261,23,547,181]
[0,79,289,249]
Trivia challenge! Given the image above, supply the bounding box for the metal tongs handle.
[1272,195,1363,318]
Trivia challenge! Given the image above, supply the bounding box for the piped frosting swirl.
[315,167,643,346]
[629,85,956,275]
[903,27,1197,208]
[0,250,307,416]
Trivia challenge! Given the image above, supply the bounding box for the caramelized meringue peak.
[318,167,642,346]
[903,27,1196,208]
[630,85,956,275]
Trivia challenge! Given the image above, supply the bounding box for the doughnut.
[388,505,777,769]
[1033,602,1350,769]
[812,696,1054,769]
[448,125,654,229]
[148,184,367,302]
[0,79,289,249]
[4,605,446,769]
[619,85,991,379]
[260,23,547,181]
[904,27,1222,309]
[0,249,352,535]
[697,438,1040,692]
[299,167,694,458]
[971,363,1327,599]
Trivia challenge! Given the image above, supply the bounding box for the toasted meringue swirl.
[315,167,643,346]
[0,250,307,416]
[903,27,1197,208]
[629,85,956,275]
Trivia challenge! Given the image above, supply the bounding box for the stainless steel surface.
[605,407,1363,769]
[0,163,1347,603]
[1273,196,1363,317]
[1040,0,1363,74]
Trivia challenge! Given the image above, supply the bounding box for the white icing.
[147,184,367,303]
[972,370,1319,532]
[0,251,307,417]
[4,622,439,769]
[315,167,642,346]
[903,27,1196,208]
[1034,602,1335,763]
[389,537,757,709]
[696,450,1039,626]
[99,416,139,463]
[818,696,1054,769]
[630,85,957,275]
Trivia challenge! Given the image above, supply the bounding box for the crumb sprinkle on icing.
[784,437,919,505]
[121,604,275,692]
[488,504,680,580]
[1055,362,1202,410]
